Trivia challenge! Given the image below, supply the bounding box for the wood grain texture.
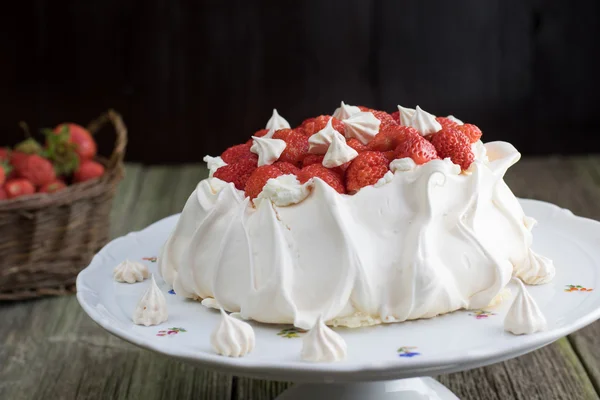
[1,158,600,400]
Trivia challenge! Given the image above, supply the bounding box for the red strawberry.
[0,164,6,186]
[213,156,258,190]
[17,155,56,186]
[367,125,420,152]
[0,147,9,162]
[246,129,270,144]
[221,143,253,164]
[53,123,97,160]
[435,117,460,129]
[382,150,396,162]
[458,124,482,144]
[357,105,370,111]
[4,178,35,199]
[0,186,7,200]
[430,128,474,170]
[273,161,300,175]
[346,138,368,153]
[297,164,346,194]
[38,179,67,193]
[302,116,345,137]
[10,151,29,171]
[298,118,316,137]
[345,151,389,194]
[74,160,105,183]
[370,110,398,132]
[302,154,325,168]
[244,165,283,199]
[395,135,439,165]
[390,110,400,124]
[272,129,309,167]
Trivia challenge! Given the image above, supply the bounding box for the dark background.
[1,0,599,164]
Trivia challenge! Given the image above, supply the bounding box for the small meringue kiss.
[407,106,442,135]
[322,131,358,168]
[397,105,415,126]
[211,308,255,357]
[265,108,291,131]
[308,118,341,154]
[504,278,547,335]
[332,101,361,121]
[301,316,347,363]
[113,259,149,283]
[132,275,168,326]
[343,111,381,145]
[250,136,286,166]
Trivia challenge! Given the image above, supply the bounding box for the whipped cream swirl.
[390,157,418,172]
[266,109,290,131]
[203,156,227,178]
[343,111,381,145]
[504,278,547,335]
[308,118,341,154]
[250,136,286,166]
[397,105,415,126]
[113,259,149,283]
[323,131,358,168]
[211,308,255,357]
[301,316,347,362]
[332,101,361,120]
[133,275,168,326]
[406,106,441,135]
[255,175,310,207]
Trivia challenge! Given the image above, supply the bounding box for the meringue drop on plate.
[332,101,361,121]
[343,111,381,145]
[211,308,255,357]
[132,275,168,326]
[113,259,149,283]
[504,278,547,335]
[308,118,342,154]
[250,136,286,166]
[322,130,358,168]
[406,106,442,135]
[265,108,291,131]
[301,315,347,362]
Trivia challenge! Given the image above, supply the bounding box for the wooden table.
[2,156,600,400]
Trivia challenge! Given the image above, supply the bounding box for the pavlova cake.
[157,103,555,330]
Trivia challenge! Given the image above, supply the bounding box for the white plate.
[77,199,600,383]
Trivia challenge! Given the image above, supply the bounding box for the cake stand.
[77,199,600,399]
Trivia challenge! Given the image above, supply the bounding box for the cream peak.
[343,111,381,145]
[332,101,361,121]
[132,275,168,326]
[504,278,547,335]
[308,118,341,154]
[323,131,358,168]
[397,105,415,126]
[211,308,255,357]
[250,136,286,166]
[265,108,291,131]
[407,106,442,135]
[301,315,347,362]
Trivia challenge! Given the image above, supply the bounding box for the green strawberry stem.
[18,121,32,138]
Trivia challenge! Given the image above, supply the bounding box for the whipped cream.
[406,106,441,135]
[343,111,381,145]
[504,279,547,335]
[203,156,227,178]
[255,175,310,207]
[332,101,361,121]
[201,297,220,310]
[308,118,342,154]
[514,249,555,285]
[447,115,464,125]
[471,140,489,163]
[133,275,168,326]
[397,105,415,126]
[301,316,347,362]
[374,171,394,187]
[250,136,286,166]
[113,259,149,283]
[211,309,255,357]
[322,131,358,168]
[390,157,417,172]
[265,109,291,131]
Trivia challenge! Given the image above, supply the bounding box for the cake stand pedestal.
[277,378,457,399]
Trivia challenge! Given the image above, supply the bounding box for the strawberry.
[435,117,459,129]
[53,123,97,160]
[4,178,35,199]
[298,118,315,137]
[73,160,105,183]
[345,151,389,194]
[213,157,258,190]
[357,106,370,111]
[297,164,346,194]
[0,147,9,162]
[395,135,439,165]
[370,110,398,132]
[273,161,300,175]
[302,154,325,168]
[10,151,30,171]
[244,165,283,199]
[382,150,396,162]
[390,110,400,124]
[221,143,253,164]
[458,124,482,144]
[302,116,344,137]
[246,129,270,144]
[15,138,43,155]
[38,179,67,193]
[430,128,474,170]
[272,129,309,167]
[0,164,6,186]
[0,186,7,200]
[367,125,419,152]
[346,138,368,153]
[17,155,56,186]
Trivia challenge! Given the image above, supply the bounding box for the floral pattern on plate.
[468,310,496,319]
[277,327,307,338]
[157,327,187,337]
[565,285,593,292]
[397,346,420,358]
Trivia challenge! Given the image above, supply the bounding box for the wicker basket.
[0,110,127,300]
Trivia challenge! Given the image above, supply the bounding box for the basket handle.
[86,109,128,171]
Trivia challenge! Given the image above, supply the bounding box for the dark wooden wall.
[1,0,599,164]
